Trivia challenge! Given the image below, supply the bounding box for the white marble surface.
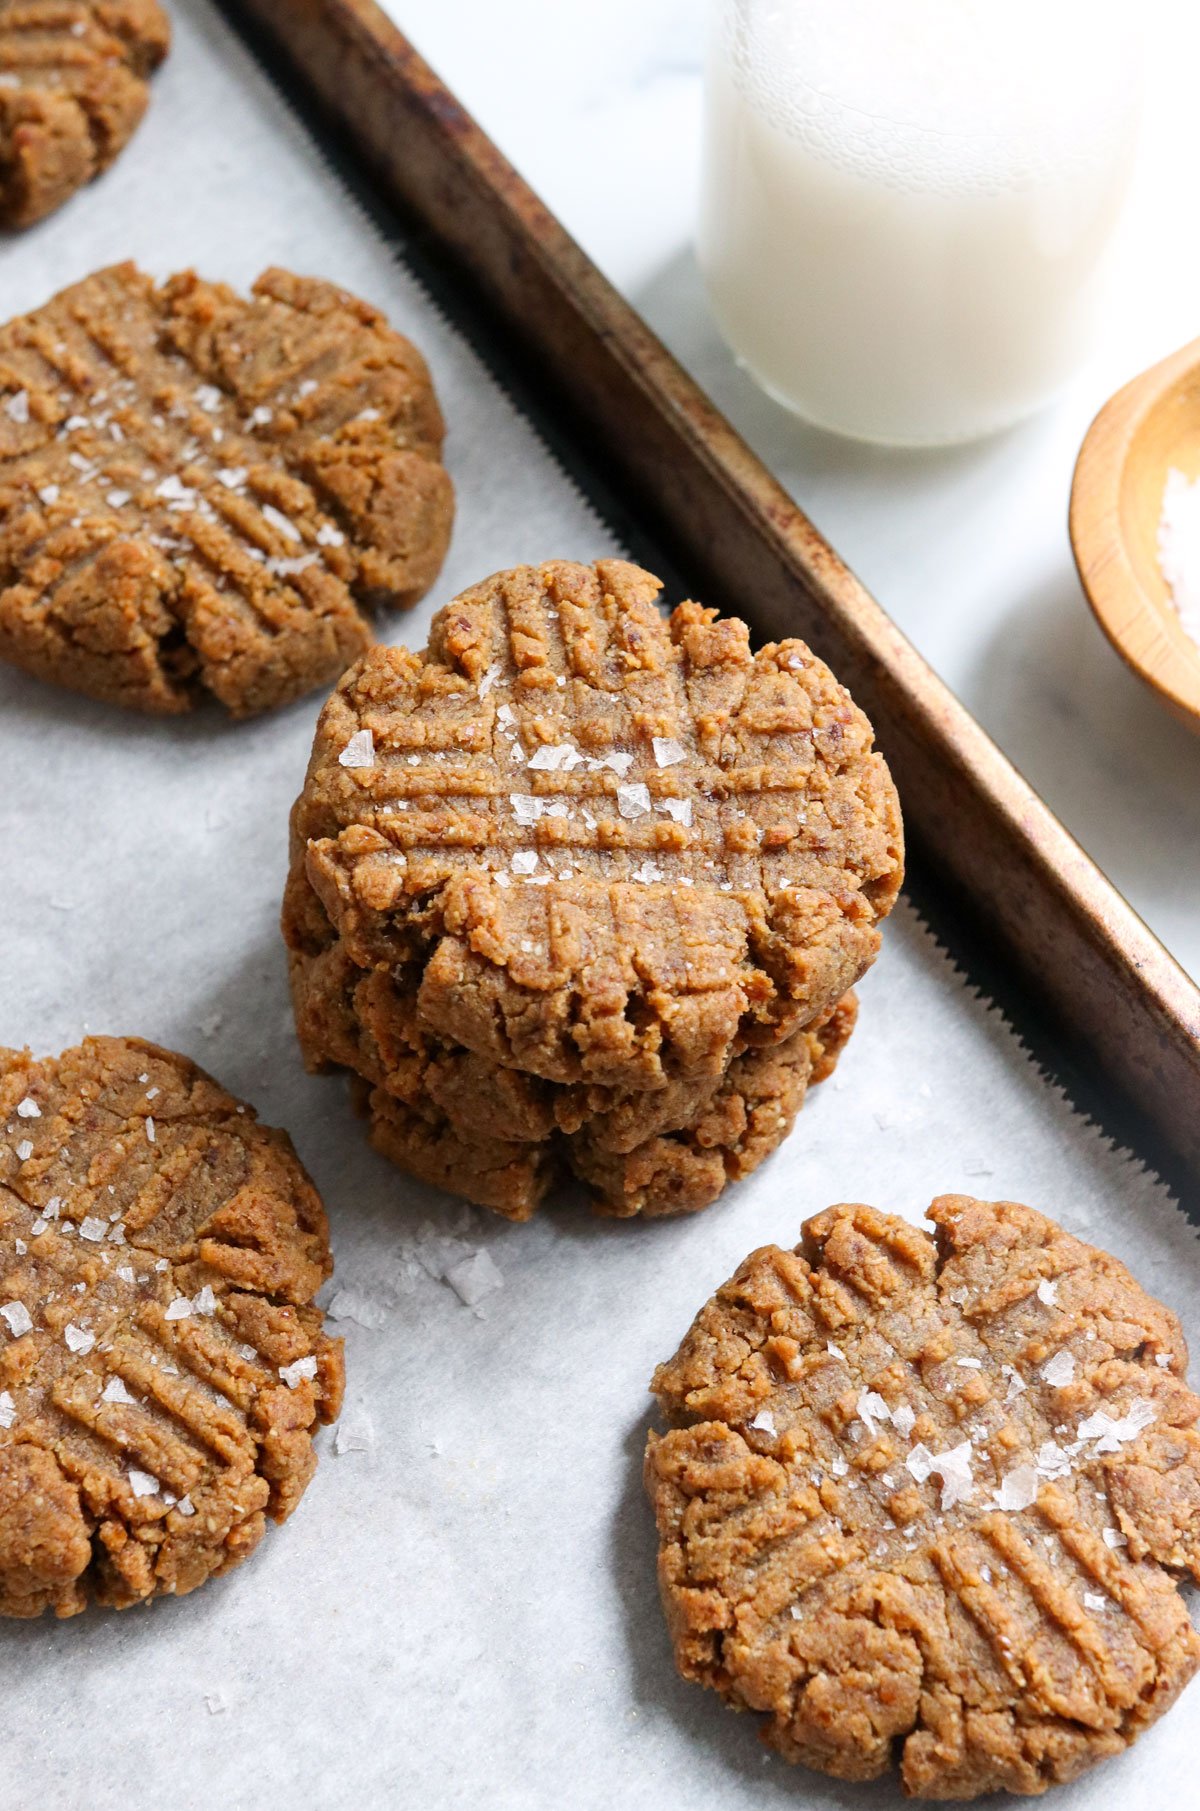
[386,0,1200,984]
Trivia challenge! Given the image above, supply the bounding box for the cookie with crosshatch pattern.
[0,1,170,228]
[284,558,902,1216]
[0,262,453,714]
[646,1195,1200,1797]
[0,1036,343,1618]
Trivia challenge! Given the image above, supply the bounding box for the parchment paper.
[1,5,1197,1807]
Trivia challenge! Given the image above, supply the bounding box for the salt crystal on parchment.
[443,1249,503,1311]
[334,1407,375,1457]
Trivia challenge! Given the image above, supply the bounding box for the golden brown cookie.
[0,1036,344,1618]
[0,1,169,228]
[645,1195,1200,1799]
[284,558,901,1218]
[364,991,856,1222]
[0,263,454,715]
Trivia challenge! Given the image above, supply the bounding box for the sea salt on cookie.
[284,559,902,1217]
[0,263,453,714]
[0,1,170,228]
[646,1195,1200,1798]
[0,1036,343,1618]
[364,992,857,1221]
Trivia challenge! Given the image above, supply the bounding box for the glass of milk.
[700,0,1143,446]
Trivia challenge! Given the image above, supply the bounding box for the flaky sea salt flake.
[528,741,581,772]
[749,1410,777,1438]
[856,1390,891,1437]
[930,1441,975,1510]
[279,1355,318,1389]
[1,1302,32,1338]
[267,553,318,579]
[262,503,301,542]
[992,1463,1039,1512]
[905,1443,935,1484]
[616,782,651,820]
[651,736,686,768]
[334,1407,375,1457]
[164,1296,192,1322]
[102,1376,137,1405]
[1036,1279,1059,1306]
[444,1249,504,1311]
[1035,1440,1072,1480]
[1001,1363,1027,1401]
[15,1097,39,1119]
[1040,1350,1077,1388]
[128,1469,159,1498]
[155,474,196,504]
[1078,1399,1156,1453]
[510,793,543,826]
[326,1286,389,1331]
[78,1216,107,1242]
[64,1323,94,1354]
[338,728,375,769]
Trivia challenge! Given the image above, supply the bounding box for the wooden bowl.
[1070,338,1200,732]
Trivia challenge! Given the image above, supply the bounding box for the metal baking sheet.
[2,3,1197,1806]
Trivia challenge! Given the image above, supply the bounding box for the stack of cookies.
[284,559,903,1219]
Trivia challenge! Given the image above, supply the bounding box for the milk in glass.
[700,0,1142,445]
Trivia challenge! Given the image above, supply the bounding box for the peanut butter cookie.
[646,1196,1200,1797]
[0,1,169,228]
[0,263,453,714]
[284,559,901,1217]
[0,1036,343,1618]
